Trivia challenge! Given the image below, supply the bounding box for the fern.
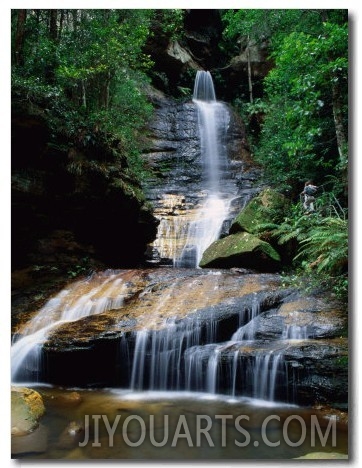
[256,212,315,245]
[295,217,348,275]
[255,194,348,300]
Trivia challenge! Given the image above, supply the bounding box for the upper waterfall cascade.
[152,71,239,268]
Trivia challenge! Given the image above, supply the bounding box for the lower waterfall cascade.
[11,268,347,408]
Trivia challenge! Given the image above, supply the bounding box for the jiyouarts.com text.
[78,413,337,448]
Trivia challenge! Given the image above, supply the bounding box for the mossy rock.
[199,232,281,271]
[295,452,348,459]
[11,386,45,436]
[230,187,289,234]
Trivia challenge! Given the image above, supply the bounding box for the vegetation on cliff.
[221,9,348,301]
[11,9,184,178]
[11,9,183,278]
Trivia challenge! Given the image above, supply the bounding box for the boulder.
[230,187,289,234]
[199,231,280,270]
[295,453,348,460]
[11,386,45,436]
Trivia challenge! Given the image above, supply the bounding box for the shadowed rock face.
[12,268,347,407]
[11,104,159,276]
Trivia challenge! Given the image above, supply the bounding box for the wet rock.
[199,232,281,270]
[234,297,346,341]
[215,338,348,406]
[57,421,86,450]
[51,391,82,407]
[11,386,45,436]
[142,91,253,265]
[11,423,48,456]
[230,187,289,235]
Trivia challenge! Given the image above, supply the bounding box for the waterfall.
[175,71,232,268]
[231,297,261,341]
[11,267,316,404]
[11,271,129,382]
[149,71,237,268]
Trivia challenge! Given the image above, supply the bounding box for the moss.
[11,387,45,435]
[230,187,289,234]
[199,232,281,269]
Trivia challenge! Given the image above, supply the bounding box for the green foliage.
[258,193,348,301]
[257,22,347,185]
[221,10,348,192]
[11,74,62,102]
[295,217,348,275]
[222,9,346,47]
[12,9,157,181]
[151,10,185,40]
[67,257,92,279]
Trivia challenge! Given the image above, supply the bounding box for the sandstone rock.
[11,386,45,436]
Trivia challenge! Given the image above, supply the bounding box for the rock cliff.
[12,101,158,282]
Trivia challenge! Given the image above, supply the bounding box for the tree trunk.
[246,36,253,104]
[331,77,347,169]
[100,71,112,110]
[58,10,64,41]
[14,9,27,66]
[44,10,58,84]
[49,9,58,41]
[72,10,78,32]
[81,80,87,109]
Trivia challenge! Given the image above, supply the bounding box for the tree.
[11,9,157,175]
[221,9,348,193]
[260,20,348,188]
[13,9,27,66]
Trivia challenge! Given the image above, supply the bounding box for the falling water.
[231,296,261,341]
[11,271,130,382]
[169,71,235,267]
[11,266,314,405]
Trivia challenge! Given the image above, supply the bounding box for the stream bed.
[12,386,348,459]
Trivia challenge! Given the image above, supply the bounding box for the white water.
[11,271,129,382]
[173,71,235,267]
[231,297,261,341]
[129,315,206,391]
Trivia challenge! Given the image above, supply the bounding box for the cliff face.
[145,9,273,101]
[141,87,262,265]
[11,101,158,283]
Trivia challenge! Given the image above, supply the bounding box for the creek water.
[12,386,348,459]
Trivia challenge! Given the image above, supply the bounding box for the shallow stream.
[12,386,348,459]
